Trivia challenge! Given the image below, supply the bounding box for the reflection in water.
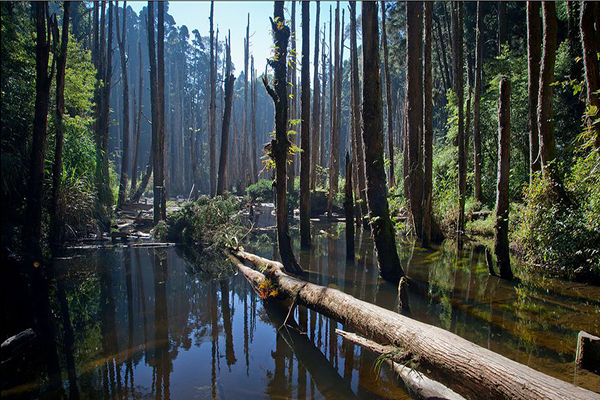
[2,209,599,398]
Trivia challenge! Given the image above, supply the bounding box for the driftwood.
[335,329,465,400]
[228,249,600,400]
[576,331,600,374]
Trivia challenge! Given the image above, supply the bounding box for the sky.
[128,1,355,78]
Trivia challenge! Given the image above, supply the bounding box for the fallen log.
[335,329,465,400]
[229,249,600,400]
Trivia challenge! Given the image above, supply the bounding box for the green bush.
[246,179,274,203]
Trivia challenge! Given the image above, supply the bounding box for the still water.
[2,207,599,398]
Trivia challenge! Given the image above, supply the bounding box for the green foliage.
[515,153,600,283]
[246,179,274,203]
[155,195,246,251]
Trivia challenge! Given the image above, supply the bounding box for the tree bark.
[116,1,130,210]
[527,1,542,180]
[310,2,321,190]
[580,1,600,153]
[263,2,302,274]
[344,153,354,260]
[361,2,405,284]
[495,77,513,280]
[157,1,166,219]
[422,2,433,248]
[349,1,367,221]
[300,1,311,247]
[473,1,484,199]
[406,1,424,237]
[217,33,235,196]
[288,1,297,196]
[229,249,598,400]
[209,2,217,196]
[50,1,71,248]
[452,1,466,239]
[328,2,341,216]
[381,1,395,188]
[130,42,143,199]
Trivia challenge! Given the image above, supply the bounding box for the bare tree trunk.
[157,2,166,218]
[473,1,484,200]
[244,14,254,185]
[381,1,395,188]
[209,1,217,196]
[527,2,542,181]
[310,2,321,190]
[300,1,311,247]
[263,2,302,274]
[580,1,600,153]
[130,42,143,199]
[361,2,406,284]
[498,1,507,54]
[495,77,513,280]
[328,2,341,216]
[422,2,433,248]
[116,1,130,209]
[433,14,452,93]
[190,95,199,200]
[217,33,235,196]
[350,2,367,222]
[344,153,354,260]
[288,1,297,196]
[50,2,71,248]
[251,56,257,184]
[406,1,424,237]
[452,1,466,239]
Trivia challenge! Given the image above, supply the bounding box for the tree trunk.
[473,1,484,199]
[116,1,130,210]
[381,1,395,188]
[130,42,143,199]
[350,1,367,221]
[580,1,600,153]
[50,2,71,248]
[433,14,452,94]
[498,1,507,54]
[209,1,217,196]
[288,1,297,196]
[422,2,433,248]
[328,2,341,216]
[361,2,406,284]
[406,1,424,238]
[452,1,466,239]
[230,249,598,400]
[495,77,513,280]
[344,153,354,260]
[300,1,311,247]
[157,2,166,219]
[217,34,235,196]
[190,95,199,200]
[263,2,302,274]
[310,2,321,190]
[251,56,257,186]
[527,1,542,181]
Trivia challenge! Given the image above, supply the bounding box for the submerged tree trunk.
[116,1,130,210]
[263,2,302,274]
[300,1,311,247]
[381,1,395,188]
[217,33,235,196]
[361,2,405,284]
[580,1,600,152]
[229,250,598,400]
[406,1,424,238]
[495,77,513,280]
[527,1,542,180]
[422,2,433,248]
[50,2,71,248]
[473,1,484,199]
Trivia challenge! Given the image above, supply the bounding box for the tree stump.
[576,331,600,374]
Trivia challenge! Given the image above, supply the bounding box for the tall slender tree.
[116,1,130,209]
[288,1,297,195]
[344,152,354,260]
[498,1,507,54]
[527,1,542,180]
[209,2,217,196]
[217,33,235,195]
[361,2,406,284]
[473,1,484,199]
[405,1,424,237]
[263,1,302,273]
[495,77,513,280]
[328,2,340,216]
[422,2,433,248]
[381,1,395,188]
[50,1,71,248]
[310,2,321,190]
[300,1,311,247]
[580,1,600,152]
[130,42,143,198]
